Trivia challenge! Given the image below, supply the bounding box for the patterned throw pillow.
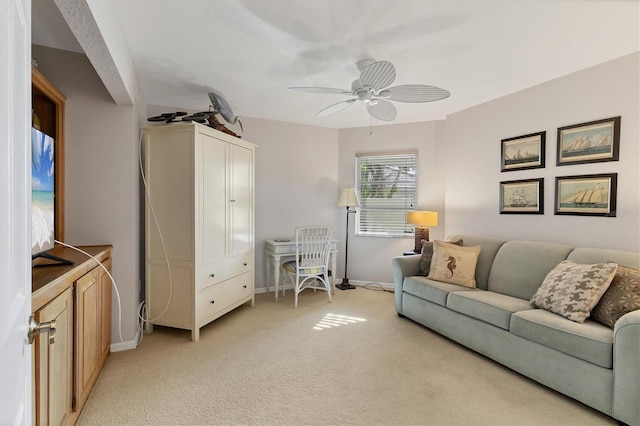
[427,240,481,287]
[419,239,463,275]
[530,260,618,323]
[590,265,640,328]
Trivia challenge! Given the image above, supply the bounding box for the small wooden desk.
[264,238,338,302]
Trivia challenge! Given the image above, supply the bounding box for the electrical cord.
[358,282,394,293]
[54,239,140,348]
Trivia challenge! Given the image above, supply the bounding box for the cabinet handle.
[243,263,247,266]
[28,315,57,345]
[210,274,215,278]
[230,199,236,203]
[243,285,247,289]
[210,300,215,304]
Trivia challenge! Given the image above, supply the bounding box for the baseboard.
[110,330,140,352]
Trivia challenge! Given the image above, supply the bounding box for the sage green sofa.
[392,234,640,425]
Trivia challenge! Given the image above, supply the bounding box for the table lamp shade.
[407,211,438,227]
[337,187,360,208]
[407,211,438,252]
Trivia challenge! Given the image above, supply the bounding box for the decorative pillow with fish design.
[428,240,481,287]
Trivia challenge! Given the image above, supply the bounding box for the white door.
[229,144,253,257]
[0,1,33,425]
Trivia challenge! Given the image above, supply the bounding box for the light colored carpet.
[78,287,615,425]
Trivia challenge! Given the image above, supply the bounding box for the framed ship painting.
[500,178,544,214]
[554,173,617,217]
[557,116,620,165]
[501,131,545,172]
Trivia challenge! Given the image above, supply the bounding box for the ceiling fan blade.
[288,87,351,95]
[367,99,397,121]
[315,99,357,118]
[385,84,451,103]
[359,61,396,91]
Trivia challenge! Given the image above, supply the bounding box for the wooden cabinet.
[144,122,255,341]
[74,257,111,411]
[32,245,112,425]
[33,287,73,426]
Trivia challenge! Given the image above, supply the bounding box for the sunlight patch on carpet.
[313,313,367,330]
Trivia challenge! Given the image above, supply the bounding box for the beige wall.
[337,121,447,284]
[445,52,639,251]
[242,117,340,290]
[32,45,142,345]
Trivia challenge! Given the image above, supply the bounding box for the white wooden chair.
[282,226,334,308]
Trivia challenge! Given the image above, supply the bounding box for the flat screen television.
[31,127,73,266]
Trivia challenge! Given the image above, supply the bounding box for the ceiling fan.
[288,59,450,121]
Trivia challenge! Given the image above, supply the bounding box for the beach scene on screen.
[32,127,55,253]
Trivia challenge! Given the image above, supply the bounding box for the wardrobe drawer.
[198,253,254,289]
[197,272,252,321]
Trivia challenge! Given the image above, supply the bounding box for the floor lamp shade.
[337,187,359,290]
[407,211,438,253]
[337,187,360,208]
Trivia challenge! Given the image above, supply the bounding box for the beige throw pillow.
[428,240,481,287]
[530,260,618,323]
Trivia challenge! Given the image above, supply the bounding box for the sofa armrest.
[612,309,640,425]
[392,255,421,315]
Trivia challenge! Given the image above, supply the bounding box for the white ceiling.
[32,0,639,129]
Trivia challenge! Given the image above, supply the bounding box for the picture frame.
[554,173,617,217]
[556,116,620,166]
[500,178,544,214]
[501,131,545,172]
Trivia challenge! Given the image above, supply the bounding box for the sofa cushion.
[591,265,640,328]
[511,309,613,368]
[447,291,533,330]
[530,260,618,323]
[487,240,574,300]
[419,238,463,276]
[428,241,481,287]
[403,276,478,307]
[447,235,506,291]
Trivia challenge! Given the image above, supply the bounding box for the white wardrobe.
[143,122,255,341]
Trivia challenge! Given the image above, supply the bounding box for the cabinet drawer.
[198,252,254,289]
[197,272,253,321]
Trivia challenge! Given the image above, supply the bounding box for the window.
[355,151,417,237]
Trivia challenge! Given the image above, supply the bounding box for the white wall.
[337,121,447,284]
[242,117,340,290]
[32,45,142,345]
[444,53,640,251]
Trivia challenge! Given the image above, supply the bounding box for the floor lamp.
[336,186,360,290]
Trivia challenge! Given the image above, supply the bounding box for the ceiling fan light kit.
[289,59,450,122]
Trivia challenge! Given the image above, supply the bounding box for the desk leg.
[273,254,281,302]
[331,253,337,294]
[265,252,272,294]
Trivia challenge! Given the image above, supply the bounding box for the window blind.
[355,152,417,237]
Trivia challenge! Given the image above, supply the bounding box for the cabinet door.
[229,144,253,257]
[34,287,73,426]
[200,134,227,264]
[99,259,112,364]
[75,269,100,410]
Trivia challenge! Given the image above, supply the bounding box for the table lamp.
[337,186,360,290]
[407,211,438,253]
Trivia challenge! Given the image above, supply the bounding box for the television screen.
[31,127,55,256]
